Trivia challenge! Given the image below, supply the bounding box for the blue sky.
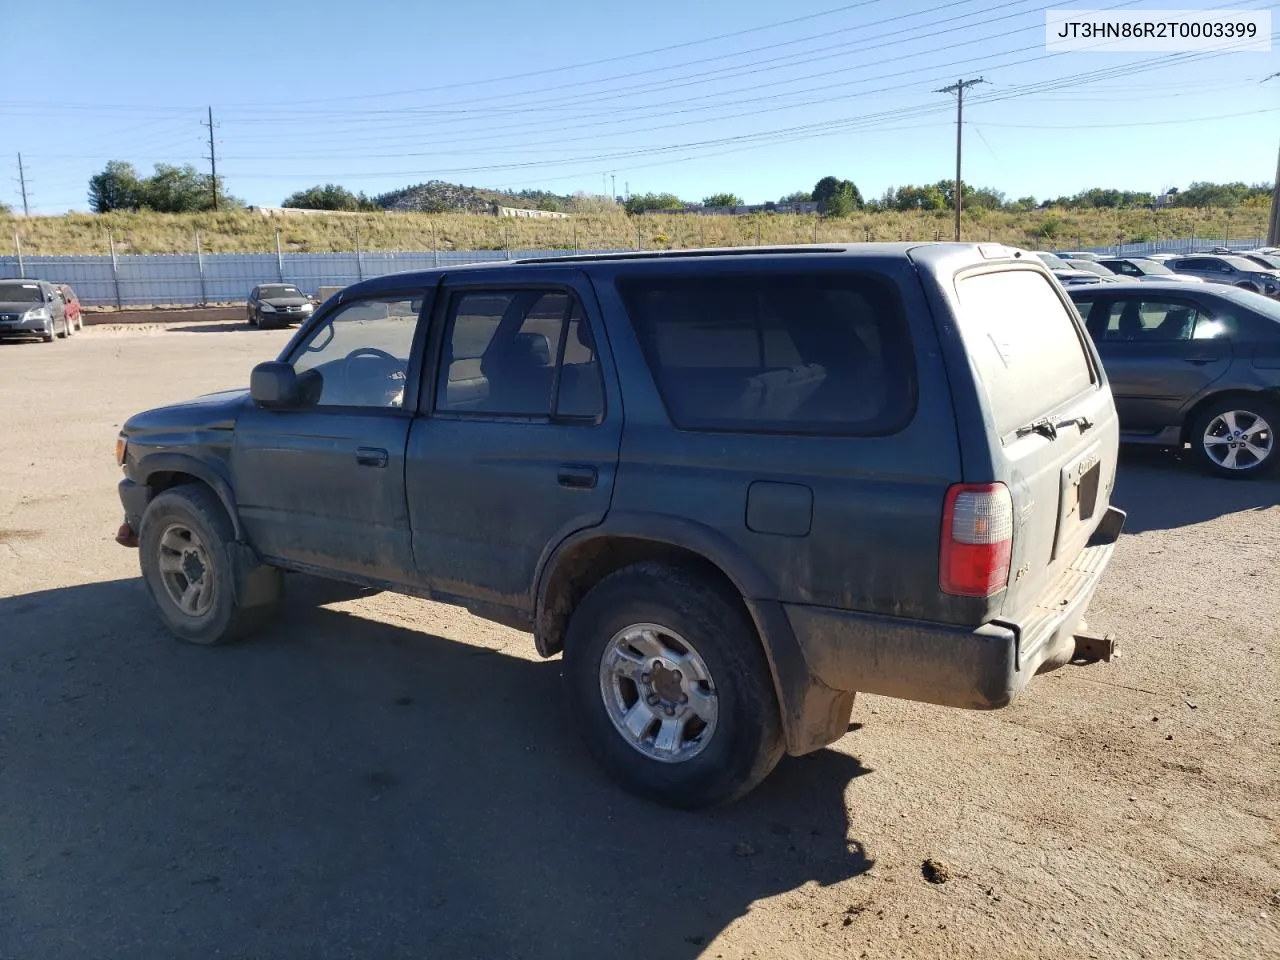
[3,0,1277,213]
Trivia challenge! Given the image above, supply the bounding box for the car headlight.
[300,302,313,311]
[24,307,50,321]
[115,434,127,466]
[259,303,276,312]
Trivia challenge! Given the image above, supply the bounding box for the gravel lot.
[1,321,1277,960]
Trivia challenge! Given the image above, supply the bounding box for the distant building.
[495,205,569,219]
[668,201,820,216]
[1153,188,1179,210]
[248,205,365,217]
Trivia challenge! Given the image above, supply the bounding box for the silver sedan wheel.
[1202,409,1273,471]
[598,622,718,764]
[156,522,217,617]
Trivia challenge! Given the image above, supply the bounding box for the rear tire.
[563,561,784,810]
[139,485,280,645]
[1189,396,1279,479]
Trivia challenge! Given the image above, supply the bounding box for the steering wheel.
[340,347,407,406]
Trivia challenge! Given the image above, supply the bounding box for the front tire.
[138,485,279,644]
[564,562,784,809]
[1190,396,1279,478]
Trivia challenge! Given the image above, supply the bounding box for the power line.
[217,0,900,108]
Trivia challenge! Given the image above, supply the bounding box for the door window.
[617,272,915,435]
[1102,299,1199,342]
[289,296,421,408]
[436,289,603,420]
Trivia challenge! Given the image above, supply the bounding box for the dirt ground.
[1,322,1277,960]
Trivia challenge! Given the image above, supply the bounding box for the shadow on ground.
[0,576,872,959]
[165,322,293,334]
[1113,445,1280,534]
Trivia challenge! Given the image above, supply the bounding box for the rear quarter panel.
[592,253,970,625]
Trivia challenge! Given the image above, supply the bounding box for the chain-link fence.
[0,237,1270,308]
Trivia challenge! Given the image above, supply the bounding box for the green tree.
[812,176,862,216]
[283,183,378,211]
[779,190,812,203]
[88,161,143,213]
[702,192,743,208]
[87,161,238,213]
[623,192,685,214]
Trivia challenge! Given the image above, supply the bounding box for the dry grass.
[2,206,1271,256]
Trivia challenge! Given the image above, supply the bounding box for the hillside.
[1,206,1271,256]
[373,180,581,214]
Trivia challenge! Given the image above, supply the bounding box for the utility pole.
[1265,73,1280,246]
[935,77,986,241]
[16,153,29,216]
[610,173,616,202]
[202,106,219,212]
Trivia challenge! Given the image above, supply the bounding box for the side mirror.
[250,361,300,408]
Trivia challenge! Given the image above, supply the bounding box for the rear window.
[616,272,915,435]
[953,269,1096,437]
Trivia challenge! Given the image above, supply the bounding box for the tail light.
[940,483,1014,597]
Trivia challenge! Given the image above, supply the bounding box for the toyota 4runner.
[114,244,1126,809]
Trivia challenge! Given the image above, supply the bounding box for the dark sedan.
[1068,282,1280,477]
[247,284,314,329]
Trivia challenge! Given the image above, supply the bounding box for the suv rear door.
[937,259,1119,629]
[406,266,621,613]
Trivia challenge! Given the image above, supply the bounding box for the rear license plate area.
[1052,443,1102,561]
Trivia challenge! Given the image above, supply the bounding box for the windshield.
[1222,256,1268,273]
[1036,253,1070,270]
[1130,258,1173,275]
[1247,253,1280,270]
[0,282,44,304]
[260,285,303,299]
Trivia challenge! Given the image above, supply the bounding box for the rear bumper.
[784,505,1125,713]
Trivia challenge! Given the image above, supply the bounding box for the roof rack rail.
[514,246,846,265]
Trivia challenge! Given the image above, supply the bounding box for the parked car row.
[0,279,83,342]
[1050,249,1280,297]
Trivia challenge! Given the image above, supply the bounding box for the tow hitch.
[116,521,138,548]
[1072,630,1118,663]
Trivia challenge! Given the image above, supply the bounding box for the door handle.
[356,446,389,468]
[1183,356,1216,365]
[557,465,597,489]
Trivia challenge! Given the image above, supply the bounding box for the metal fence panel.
[0,239,1269,307]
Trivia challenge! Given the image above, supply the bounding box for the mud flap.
[228,542,283,608]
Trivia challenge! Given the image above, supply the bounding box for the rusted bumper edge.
[115,478,150,548]
[781,506,1126,729]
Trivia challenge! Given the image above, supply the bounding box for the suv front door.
[232,288,434,582]
[1085,293,1232,434]
[406,268,621,614]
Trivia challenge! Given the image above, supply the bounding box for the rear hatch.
[922,251,1120,628]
